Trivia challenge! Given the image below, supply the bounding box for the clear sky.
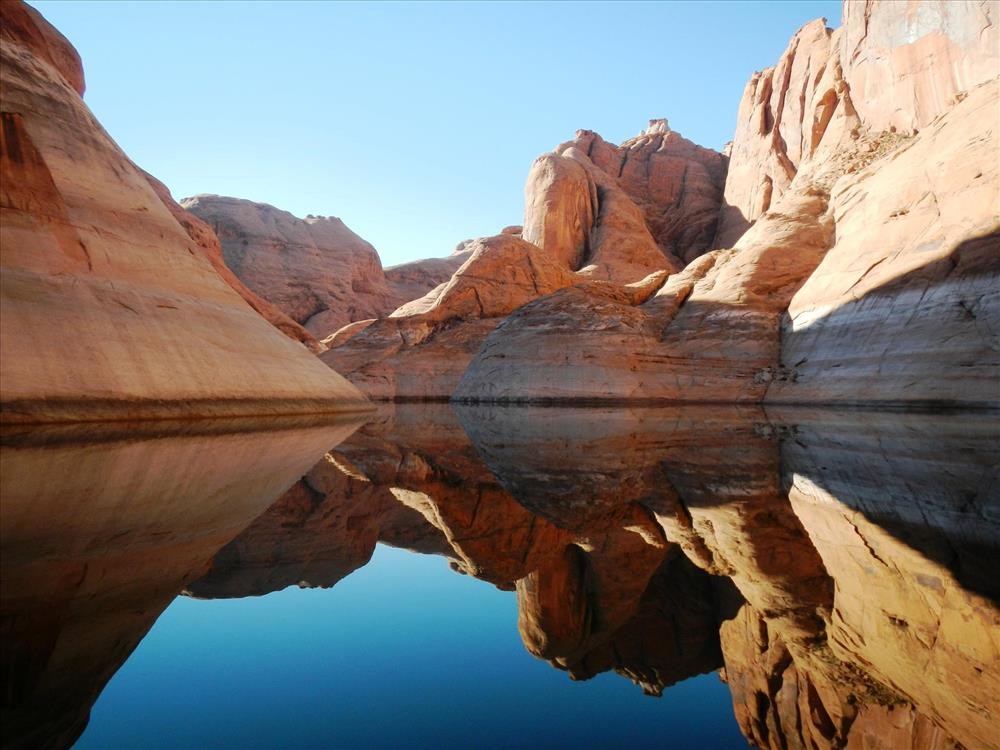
[31,0,841,267]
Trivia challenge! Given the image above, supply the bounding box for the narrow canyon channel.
[3,405,996,749]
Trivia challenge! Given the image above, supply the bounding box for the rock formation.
[456,1,999,407]
[181,195,398,338]
[320,235,583,398]
[0,0,369,423]
[525,121,726,275]
[182,195,476,342]
[143,175,321,352]
[325,123,726,399]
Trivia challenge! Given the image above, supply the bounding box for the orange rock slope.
[0,1,369,423]
[455,0,999,407]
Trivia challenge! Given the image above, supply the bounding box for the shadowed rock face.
[0,0,369,423]
[0,417,363,750]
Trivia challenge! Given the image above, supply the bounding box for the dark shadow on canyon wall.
[770,229,1000,407]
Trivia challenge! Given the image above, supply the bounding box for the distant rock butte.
[182,194,478,342]
[0,0,369,422]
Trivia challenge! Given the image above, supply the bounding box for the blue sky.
[32,0,841,267]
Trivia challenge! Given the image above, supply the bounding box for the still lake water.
[2,405,997,750]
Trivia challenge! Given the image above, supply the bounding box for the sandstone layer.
[457,1,999,407]
[525,120,726,275]
[182,195,472,342]
[181,195,398,338]
[320,235,583,399]
[0,1,370,423]
[143,174,321,352]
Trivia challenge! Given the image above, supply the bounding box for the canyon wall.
[0,0,370,423]
[455,0,998,407]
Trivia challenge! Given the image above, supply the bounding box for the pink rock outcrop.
[182,196,476,343]
[181,195,400,338]
[0,1,370,423]
[326,123,720,400]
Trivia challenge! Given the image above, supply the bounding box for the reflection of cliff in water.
[2,407,997,750]
[0,417,364,750]
[190,405,999,750]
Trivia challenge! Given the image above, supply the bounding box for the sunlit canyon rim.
[1,0,998,749]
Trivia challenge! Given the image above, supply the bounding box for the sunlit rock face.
[182,195,479,345]
[769,84,999,406]
[320,235,583,399]
[143,176,322,352]
[182,195,397,339]
[523,125,726,276]
[0,418,362,750]
[0,0,369,423]
[324,123,723,401]
[457,1,998,407]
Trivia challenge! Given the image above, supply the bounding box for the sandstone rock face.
[382,254,469,310]
[714,19,840,247]
[0,418,361,750]
[841,0,1000,134]
[458,1,998,408]
[456,186,834,402]
[321,235,580,399]
[143,174,321,352]
[181,195,400,338]
[326,120,727,400]
[718,0,998,246]
[0,1,369,423]
[769,82,999,406]
[523,124,726,277]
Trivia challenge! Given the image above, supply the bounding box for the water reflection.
[0,417,365,750]
[2,407,998,749]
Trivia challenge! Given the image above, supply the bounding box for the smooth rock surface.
[0,1,370,423]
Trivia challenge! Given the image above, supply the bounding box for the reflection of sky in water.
[75,544,747,750]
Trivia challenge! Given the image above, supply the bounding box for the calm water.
[2,406,997,750]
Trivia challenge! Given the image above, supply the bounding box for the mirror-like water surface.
[2,406,997,750]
